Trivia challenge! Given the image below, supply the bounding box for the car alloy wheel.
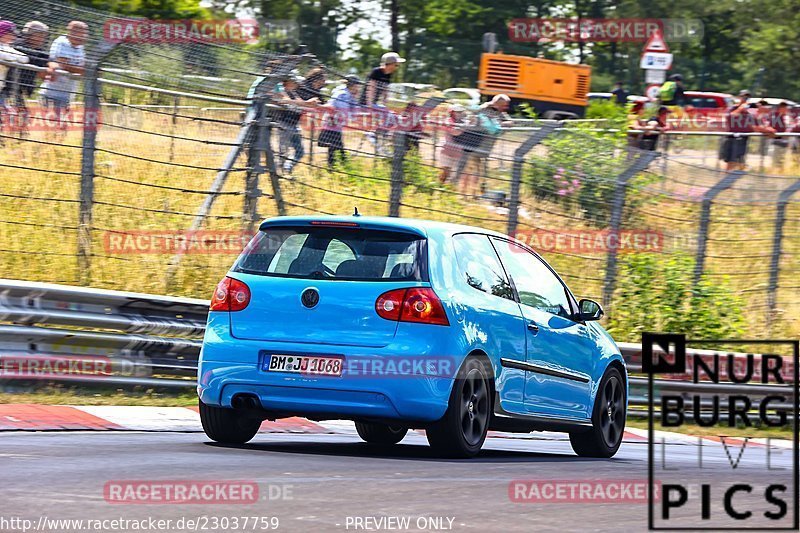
[599,375,625,449]
[460,367,489,447]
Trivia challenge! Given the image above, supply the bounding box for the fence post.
[507,122,561,237]
[168,95,178,162]
[693,170,746,286]
[388,131,408,217]
[77,62,101,285]
[260,99,286,216]
[767,179,800,320]
[601,151,659,309]
[243,100,266,233]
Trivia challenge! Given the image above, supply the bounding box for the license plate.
[264,354,343,376]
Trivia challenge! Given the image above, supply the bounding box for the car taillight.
[375,287,449,326]
[210,276,251,312]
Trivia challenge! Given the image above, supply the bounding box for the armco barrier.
[0,280,795,412]
[0,279,206,388]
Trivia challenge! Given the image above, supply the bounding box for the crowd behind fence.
[1,1,799,343]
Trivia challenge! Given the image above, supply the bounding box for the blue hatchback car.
[198,216,627,458]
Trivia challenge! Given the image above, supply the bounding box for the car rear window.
[233,226,428,281]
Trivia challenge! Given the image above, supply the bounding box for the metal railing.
[0,280,794,419]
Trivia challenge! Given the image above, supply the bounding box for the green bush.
[607,253,746,342]
[524,131,625,223]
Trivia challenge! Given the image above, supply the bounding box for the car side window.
[452,234,514,300]
[491,238,571,318]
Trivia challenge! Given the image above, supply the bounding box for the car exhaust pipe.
[232,394,260,410]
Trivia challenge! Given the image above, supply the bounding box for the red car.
[670,91,734,131]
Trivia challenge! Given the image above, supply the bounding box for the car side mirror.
[577,299,603,322]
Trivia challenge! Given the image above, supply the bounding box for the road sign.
[640,52,673,70]
[646,84,661,101]
[645,69,666,84]
[643,29,669,53]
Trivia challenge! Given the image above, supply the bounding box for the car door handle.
[527,321,539,332]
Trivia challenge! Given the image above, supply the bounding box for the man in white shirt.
[40,20,87,119]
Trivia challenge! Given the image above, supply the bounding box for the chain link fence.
[1,1,799,342]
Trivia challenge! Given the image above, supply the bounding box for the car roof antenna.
[353,206,361,217]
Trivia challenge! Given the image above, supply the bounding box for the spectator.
[398,101,428,151]
[40,21,87,128]
[318,75,360,168]
[768,101,791,169]
[360,52,405,108]
[438,104,470,184]
[296,67,326,103]
[1,21,48,119]
[0,21,29,102]
[477,93,513,128]
[660,74,686,107]
[455,94,513,196]
[273,74,305,175]
[638,106,670,151]
[361,53,405,156]
[626,100,646,153]
[721,91,753,171]
[611,81,628,105]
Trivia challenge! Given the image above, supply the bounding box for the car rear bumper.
[198,361,452,421]
[198,326,459,422]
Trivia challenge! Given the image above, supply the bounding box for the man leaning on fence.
[273,73,306,176]
[319,75,360,169]
[1,21,50,133]
[0,22,28,103]
[453,94,513,197]
[40,21,87,130]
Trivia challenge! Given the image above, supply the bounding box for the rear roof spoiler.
[258,218,427,238]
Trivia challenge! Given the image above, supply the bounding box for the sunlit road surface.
[1,430,795,532]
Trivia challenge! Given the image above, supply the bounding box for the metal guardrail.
[0,280,795,415]
[0,279,206,388]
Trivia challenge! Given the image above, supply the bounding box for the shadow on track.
[203,439,630,464]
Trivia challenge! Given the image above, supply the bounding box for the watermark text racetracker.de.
[508,18,703,43]
[103,230,252,255]
[509,479,659,503]
[512,229,663,255]
[103,480,293,504]
[104,18,259,44]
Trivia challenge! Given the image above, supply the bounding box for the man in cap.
[360,52,405,108]
[40,21,88,127]
[361,52,405,156]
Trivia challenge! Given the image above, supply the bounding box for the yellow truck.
[477,53,591,119]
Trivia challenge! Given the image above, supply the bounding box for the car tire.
[569,367,626,458]
[355,422,408,445]
[199,400,261,444]
[426,357,491,458]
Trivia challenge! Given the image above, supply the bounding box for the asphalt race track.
[2,429,795,532]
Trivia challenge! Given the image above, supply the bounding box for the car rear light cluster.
[375,288,449,326]
[210,276,251,312]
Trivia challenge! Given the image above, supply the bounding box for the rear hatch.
[229,223,428,347]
